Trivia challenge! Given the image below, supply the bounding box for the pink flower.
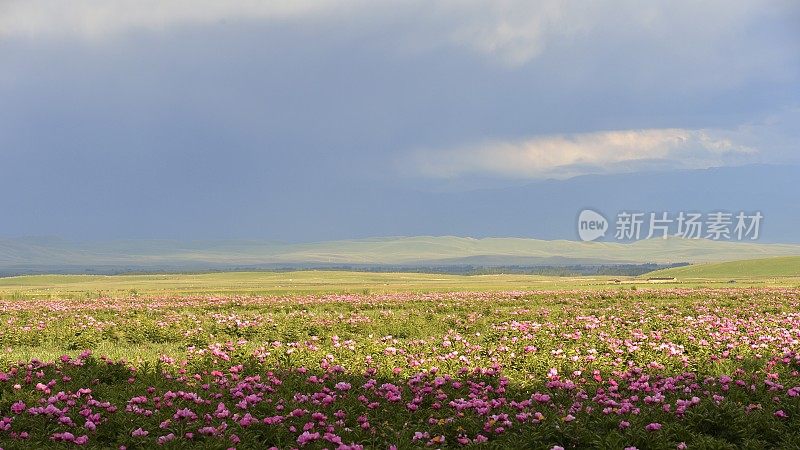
[10,401,26,414]
[131,428,149,437]
[239,413,257,427]
[775,410,789,419]
[297,431,320,446]
[645,423,662,431]
[532,393,551,403]
[52,432,75,442]
[197,426,216,436]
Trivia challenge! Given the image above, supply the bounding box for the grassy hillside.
[2,236,800,275]
[646,256,800,279]
[277,236,800,265]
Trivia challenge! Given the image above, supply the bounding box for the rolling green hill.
[2,236,800,275]
[645,256,800,278]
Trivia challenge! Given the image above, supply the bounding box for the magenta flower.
[645,423,662,431]
[297,431,321,446]
[10,401,26,414]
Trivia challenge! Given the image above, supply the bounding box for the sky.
[1,0,798,241]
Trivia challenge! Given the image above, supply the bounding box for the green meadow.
[0,255,798,300]
[648,256,800,278]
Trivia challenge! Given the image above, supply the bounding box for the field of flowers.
[1,288,800,449]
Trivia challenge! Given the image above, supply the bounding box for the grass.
[647,256,800,279]
[1,269,799,300]
[0,271,577,300]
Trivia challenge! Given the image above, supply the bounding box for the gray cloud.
[0,0,797,240]
[2,0,798,72]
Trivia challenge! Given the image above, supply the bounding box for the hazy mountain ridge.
[2,236,800,275]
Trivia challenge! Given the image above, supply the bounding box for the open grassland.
[647,256,800,279]
[0,272,600,300]
[1,268,799,301]
[2,287,800,448]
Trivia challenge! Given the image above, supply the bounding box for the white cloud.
[0,0,789,69]
[410,128,759,179]
[436,0,594,66]
[0,0,353,40]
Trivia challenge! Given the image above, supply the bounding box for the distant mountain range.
[1,236,799,276]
